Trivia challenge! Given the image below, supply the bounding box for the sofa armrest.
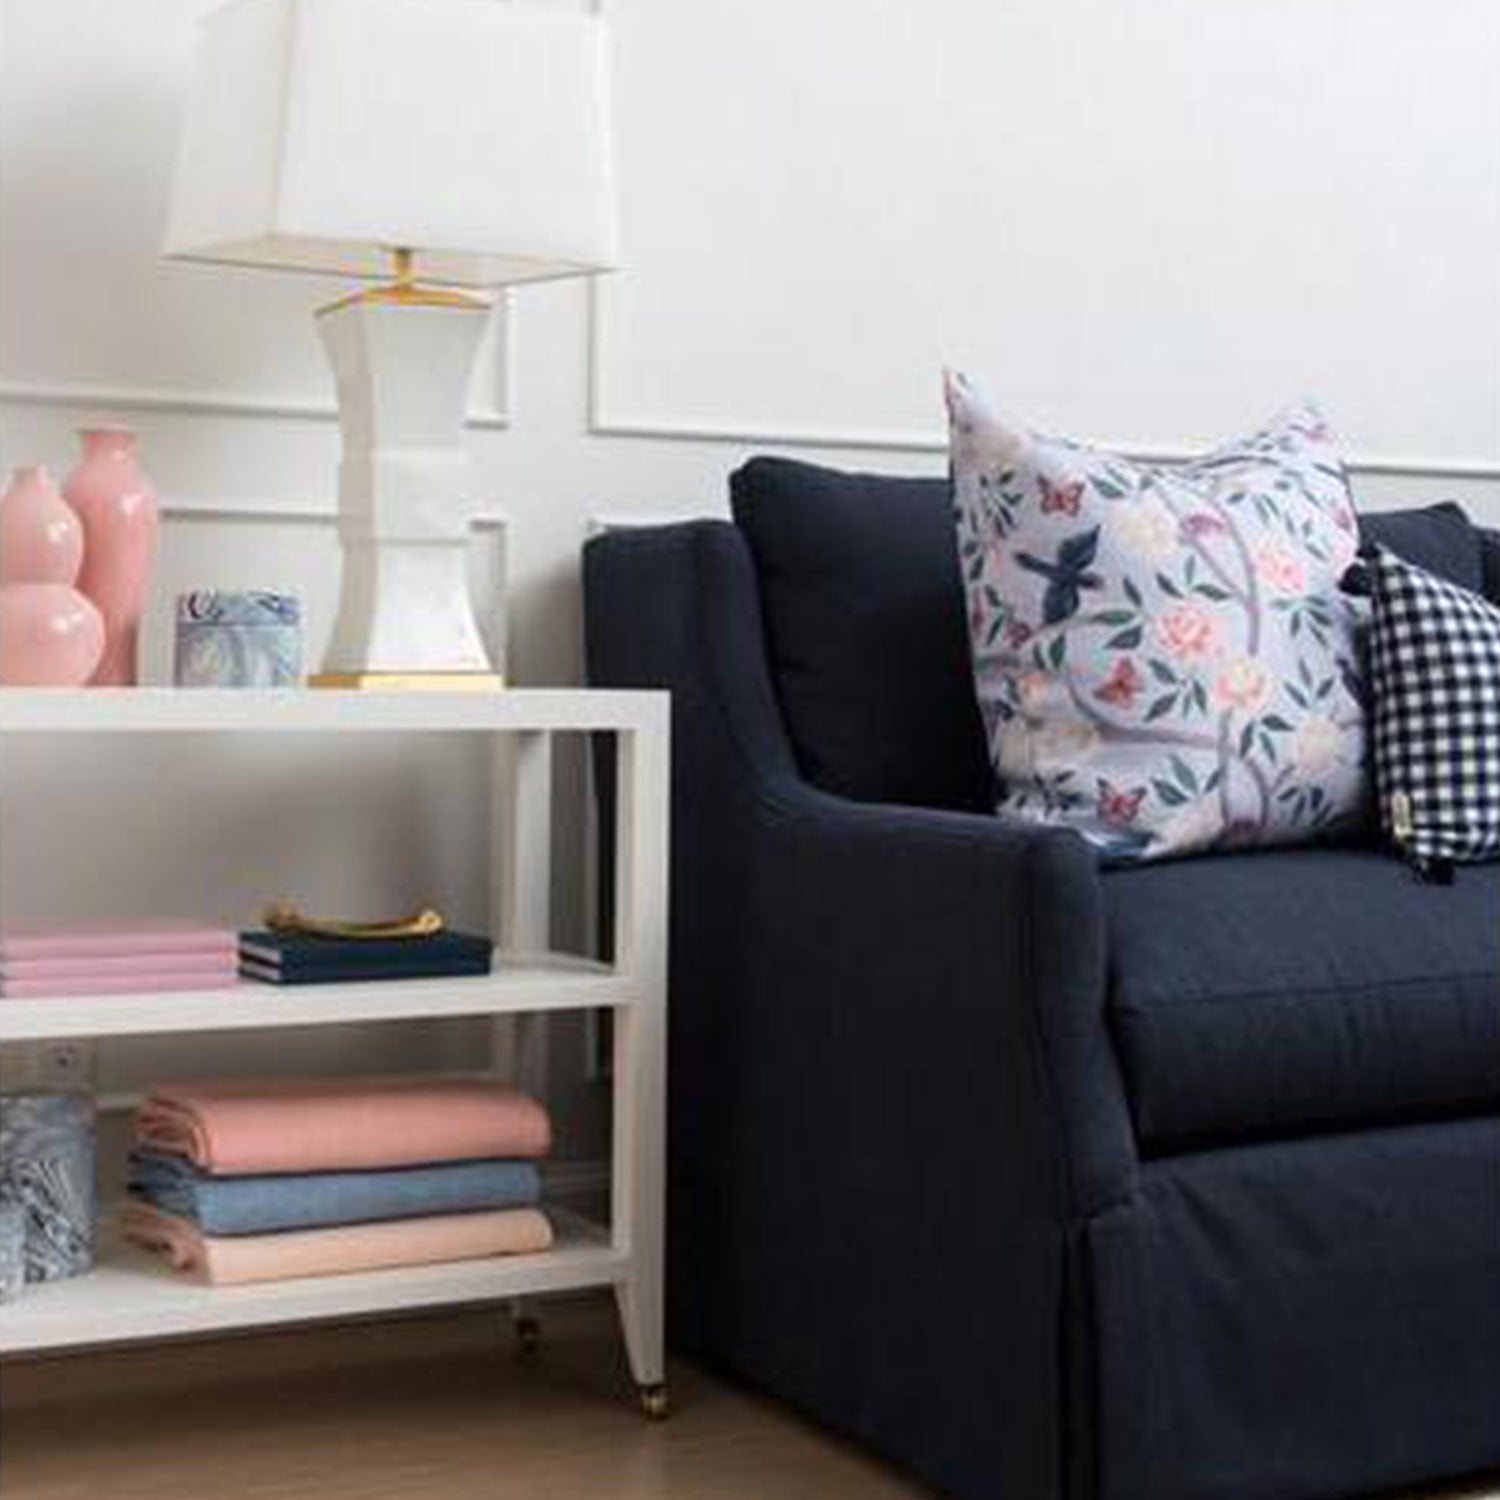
[586,520,1134,1498]
[584,521,1134,1220]
[749,780,1136,1216]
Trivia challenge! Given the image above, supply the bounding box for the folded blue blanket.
[128,1152,541,1236]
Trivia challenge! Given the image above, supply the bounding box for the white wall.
[3,0,1498,1165]
[600,0,1500,469]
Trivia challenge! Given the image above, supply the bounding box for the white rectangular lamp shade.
[164,0,617,287]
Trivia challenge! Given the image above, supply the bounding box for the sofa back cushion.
[730,454,1486,816]
[730,457,993,809]
[1359,502,1483,594]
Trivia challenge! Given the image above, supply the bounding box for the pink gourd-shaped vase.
[0,465,85,585]
[0,584,106,686]
[64,428,159,686]
[0,465,104,686]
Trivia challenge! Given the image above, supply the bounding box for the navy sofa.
[583,460,1500,1500]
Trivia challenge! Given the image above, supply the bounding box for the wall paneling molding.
[588,291,1500,483]
[0,300,515,429]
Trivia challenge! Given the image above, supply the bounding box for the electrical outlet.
[39,1041,96,1090]
[0,1040,96,1092]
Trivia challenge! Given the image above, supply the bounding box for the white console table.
[0,688,671,1416]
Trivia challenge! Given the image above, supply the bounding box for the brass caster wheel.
[513,1314,541,1356]
[639,1383,671,1421]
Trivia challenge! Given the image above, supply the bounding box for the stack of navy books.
[238,930,493,986]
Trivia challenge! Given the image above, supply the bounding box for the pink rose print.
[1156,601,1218,661]
[1256,543,1306,594]
[1213,657,1273,715]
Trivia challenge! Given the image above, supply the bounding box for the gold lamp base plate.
[310,671,506,692]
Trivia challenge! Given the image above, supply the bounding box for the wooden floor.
[0,1296,927,1500]
[1,1297,1496,1500]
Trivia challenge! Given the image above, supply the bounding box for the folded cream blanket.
[133,1077,551,1175]
[120,1202,554,1285]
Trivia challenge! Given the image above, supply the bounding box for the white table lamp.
[164,0,617,687]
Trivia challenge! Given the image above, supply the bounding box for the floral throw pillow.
[946,374,1367,860]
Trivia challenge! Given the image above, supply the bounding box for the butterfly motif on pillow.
[1016,527,1103,625]
[1096,778,1147,826]
[1040,477,1085,517]
[1094,658,1142,710]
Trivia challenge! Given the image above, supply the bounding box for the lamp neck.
[317,247,491,317]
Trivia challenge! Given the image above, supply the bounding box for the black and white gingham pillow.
[1360,543,1500,874]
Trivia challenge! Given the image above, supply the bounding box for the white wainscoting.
[591,0,1500,480]
[0,297,514,429]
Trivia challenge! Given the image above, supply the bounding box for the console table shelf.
[0,958,627,1043]
[0,687,670,1414]
[0,1211,619,1356]
[0,686,660,735]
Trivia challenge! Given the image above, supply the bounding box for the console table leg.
[614,1273,665,1386]
[610,717,669,1416]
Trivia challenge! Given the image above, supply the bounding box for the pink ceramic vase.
[0,583,106,686]
[64,428,159,687]
[0,466,84,585]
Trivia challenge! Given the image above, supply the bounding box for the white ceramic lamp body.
[317,298,493,680]
[163,0,617,685]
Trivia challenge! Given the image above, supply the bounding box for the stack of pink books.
[0,923,239,999]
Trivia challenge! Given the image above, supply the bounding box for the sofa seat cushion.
[1106,848,1500,1146]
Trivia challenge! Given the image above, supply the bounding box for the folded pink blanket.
[2,968,237,999]
[120,1202,553,1285]
[133,1077,552,1175]
[0,923,235,962]
[1,950,237,980]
